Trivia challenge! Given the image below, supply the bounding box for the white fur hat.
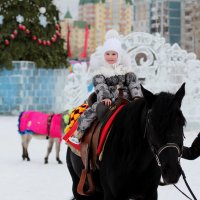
[105,29,120,40]
[102,30,122,55]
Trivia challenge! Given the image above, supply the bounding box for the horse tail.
[18,111,25,135]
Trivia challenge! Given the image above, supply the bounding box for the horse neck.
[106,101,154,171]
[113,101,149,154]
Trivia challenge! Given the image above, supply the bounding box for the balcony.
[151,23,160,28]
[184,15,192,20]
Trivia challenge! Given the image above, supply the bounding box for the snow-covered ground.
[0,116,199,200]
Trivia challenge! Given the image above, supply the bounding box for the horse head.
[141,83,186,184]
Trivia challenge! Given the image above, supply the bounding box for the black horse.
[66,83,186,200]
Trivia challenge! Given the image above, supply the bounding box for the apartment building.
[79,0,133,50]
[133,0,151,32]
[60,11,92,59]
[181,0,200,58]
[150,0,181,45]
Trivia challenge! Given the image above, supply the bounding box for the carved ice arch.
[122,32,198,66]
[122,32,200,129]
[63,62,91,109]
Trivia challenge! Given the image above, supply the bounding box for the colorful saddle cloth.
[63,103,88,134]
[63,103,88,154]
[63,104,124,157]
[18,111,62,143]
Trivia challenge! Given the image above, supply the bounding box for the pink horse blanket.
[18,111,62,143]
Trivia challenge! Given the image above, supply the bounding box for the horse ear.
[140,84,155,108]
[174,83,185,107]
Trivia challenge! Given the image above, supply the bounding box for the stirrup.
[68,136,80,144]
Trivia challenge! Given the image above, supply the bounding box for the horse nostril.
[161,164,182,184]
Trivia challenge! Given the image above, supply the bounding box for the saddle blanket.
[63,105,124,156]
[18,111,62,143]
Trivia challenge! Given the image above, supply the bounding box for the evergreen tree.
[0,0,67,69]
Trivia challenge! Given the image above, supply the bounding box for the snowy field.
[0,116,199,200]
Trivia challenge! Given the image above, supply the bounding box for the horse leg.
[55,139,62,164]
[66,148,103,200]
[21,135,26,160]
[44,138,54,164]
[66,148,85,200]
[25,135,32,161]
[21,134,31,161]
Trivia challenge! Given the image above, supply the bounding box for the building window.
[170,35,180,44]
[169,2,181,10]
[170,10,180,18]
[169,19,180,26]
[169,27,180,34]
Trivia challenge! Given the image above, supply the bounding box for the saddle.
[77,91,129,196]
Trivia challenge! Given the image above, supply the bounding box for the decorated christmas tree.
[0,0,67,69]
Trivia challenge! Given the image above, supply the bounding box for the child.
[74,29,142,141]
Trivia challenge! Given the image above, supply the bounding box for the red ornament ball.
[46,40,51,46]
[43,40,47,46]
[56,24,60,30]
[51,37,56,42]
[10,34,15,40]
[18,24,22,29]
[56,30,60,35]
[22,25,26,31]
[13,30,18,35]
[25,29,30,34]
[32,36,37,41]
[38,39,42,45]
[5,39,10,45]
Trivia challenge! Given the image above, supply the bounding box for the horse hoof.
[56,158,63,164]
[44,157,48,164]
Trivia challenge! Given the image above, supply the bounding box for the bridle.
[153,143,182,167]
[145,109,197,200]
[144,109,183,167]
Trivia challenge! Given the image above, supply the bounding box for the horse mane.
[106,99,147,168]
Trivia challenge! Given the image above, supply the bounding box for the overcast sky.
[53,0,79,19]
